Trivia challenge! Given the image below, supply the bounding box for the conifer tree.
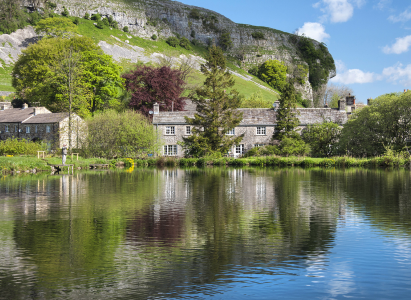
[273,82,300,140]
[183,46,243,157]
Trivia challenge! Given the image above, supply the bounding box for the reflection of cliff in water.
[3,168,408,299]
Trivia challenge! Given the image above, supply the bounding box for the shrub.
[61,6,69,17]
[0,138,43,156]
[248,66,259,76]
[102,17,110,26]
[189,8,201,20]
[84,13,90,20]
[48,2,57,9]
[73,18,80,25]
[251,31,265,39]
[219,31,232,50]
[166,36,179,47]
[91,14,101,21]
[179,37,191,49]
[276,137,310,156]
[96,20,104,29]
[151,34,157,40]
[123,26,129,33]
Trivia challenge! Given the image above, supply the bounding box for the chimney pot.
[153,102,159,114]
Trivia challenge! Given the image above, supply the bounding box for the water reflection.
[0,168,410,299]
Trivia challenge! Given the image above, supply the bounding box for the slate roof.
[0,107,37,123]
[153,107,348,126]
[24,112,69,124]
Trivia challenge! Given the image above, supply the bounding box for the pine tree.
[273,82,300,140]
[183,46,243,157]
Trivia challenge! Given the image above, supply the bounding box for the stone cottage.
[0,103,85,149]
[153,99,349,157]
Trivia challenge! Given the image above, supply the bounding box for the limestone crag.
[0,27,38,68]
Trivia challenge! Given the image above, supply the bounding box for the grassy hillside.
[0,16,280,101]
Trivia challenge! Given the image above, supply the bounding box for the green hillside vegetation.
[1,13,280,101]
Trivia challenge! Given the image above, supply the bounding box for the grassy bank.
[1,154,410,174]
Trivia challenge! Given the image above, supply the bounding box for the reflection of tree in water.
[3,168,410,299]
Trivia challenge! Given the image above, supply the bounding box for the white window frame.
[5,125,9,132]
[185,126,191,135]
[164,145,178,156]
[46,125,51,133]
[165,126,175,135]
[226,128,235,135]
[256,126,266,135]
[26,126,30,133]
[235,144,244,155]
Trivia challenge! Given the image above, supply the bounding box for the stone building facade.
[153,100,349,157]
[0,104,85,149]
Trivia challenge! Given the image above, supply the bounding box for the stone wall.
[0,122,58,144]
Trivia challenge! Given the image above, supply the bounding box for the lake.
[1,167,411,299]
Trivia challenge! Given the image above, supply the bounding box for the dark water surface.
[1,167,411,299]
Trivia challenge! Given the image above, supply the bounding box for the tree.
[219,31,232,50]
[84,110,160,158]
[35,17,79,38]
[183,46,243,157]
[323,83,353,107]
[273,82,300,141]
[12,36,123,118]
[302,121,341,157]
[258,60,288,91]
[122,65,186,117]
[339,91,411,156]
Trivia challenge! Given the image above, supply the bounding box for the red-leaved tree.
[122,65,186,116]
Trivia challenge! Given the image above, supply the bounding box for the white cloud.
[335,59,346,72]
[295,22,330,42]
[383,35,411,54]
[314,0,364,23]
[331,69,378,84]
[375,0,392,11]
[388,9,411,23]
[382,63,411,86]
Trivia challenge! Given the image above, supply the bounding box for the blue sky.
[177,0,411,103]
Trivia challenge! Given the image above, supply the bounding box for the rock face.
[0,26,38,68]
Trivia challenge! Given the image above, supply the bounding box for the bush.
[189,8,201,20]
[251,31,265,39]
[248,66,259,76]
[276,137,310,156]
[73,18,80,25]
[151,34,157,40]
[61,6,69,17]
[123,26,129,33]
[91,14,101,21]
[166,36,179,47]
[84,13,90,20]
[179,37,191,49]
[95,20,104,29]
[102,17,110,26]
[0,139,43,156]
[84,110,160,158]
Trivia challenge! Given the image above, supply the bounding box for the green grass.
[0,64,14,92]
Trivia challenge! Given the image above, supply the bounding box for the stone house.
[153,100,349,157]
[0,103,85,149]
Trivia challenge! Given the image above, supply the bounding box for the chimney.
[33,107,47,115]
[338,98,346,111]
[153,102,159,114]
[22,103,28,109]
[367,98,372,106]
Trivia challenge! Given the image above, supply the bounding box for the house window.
[226,128,235,135]
[165,126,175,135]
[164,145,178,156]
[235,144,244,155]
[254,144,264,148]
[26,126,30,133]
[5,125,9,132]
[256,126,266,135]
[35,125,38,133]
[185,126,191,135]
[14,125,18,133]
[46,125,51,133]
